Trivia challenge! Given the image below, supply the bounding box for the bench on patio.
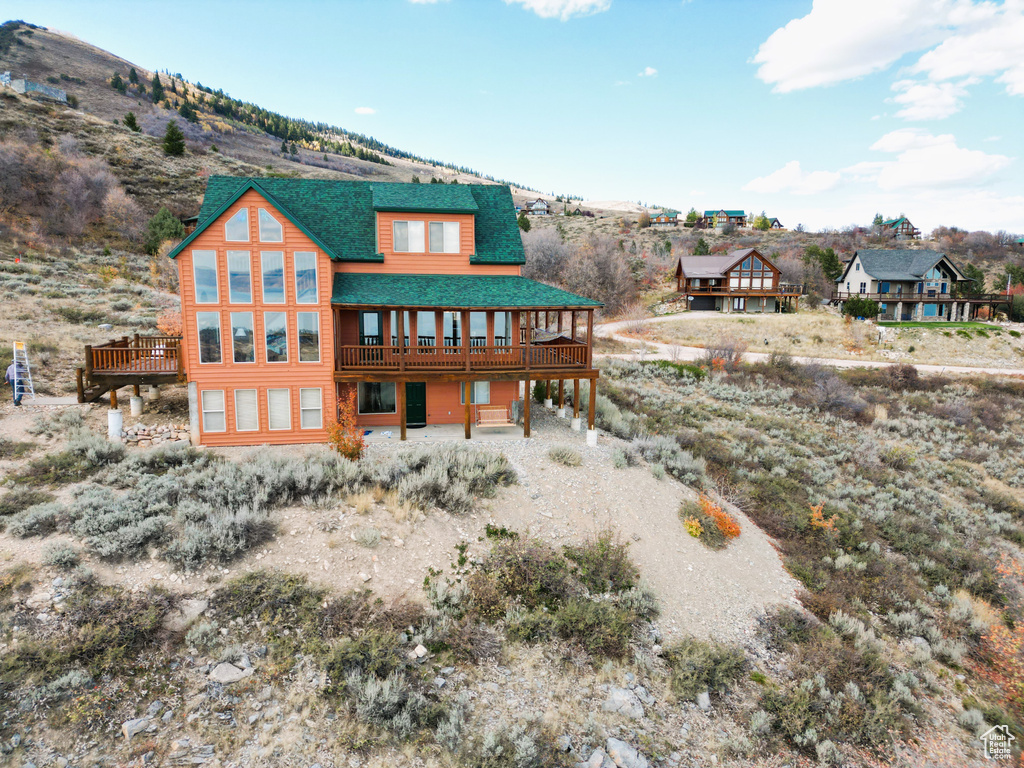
[476,406,515,428]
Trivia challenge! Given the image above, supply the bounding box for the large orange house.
[166,176,602,447]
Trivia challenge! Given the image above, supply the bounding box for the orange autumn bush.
[808,502,837,535]
[680,493,740,549]
[327,385,365,461]
[701,493,741,539]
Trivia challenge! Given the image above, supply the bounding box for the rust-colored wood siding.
[352,381,520,427]
[178,189,337,447]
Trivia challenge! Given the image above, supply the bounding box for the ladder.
[12,342,36,401]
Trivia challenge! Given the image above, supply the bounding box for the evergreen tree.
[693,237,710,255]
[804,245,844,282]
[685,207,699,225]
[150,73,165,104]
[281,140,288,154]
[122,111,141,132]
[178,101,198,123]
[143,207,186,255]
[411,176,421,184]
[128,67,138,84]
[753,211,771,231]
[517,212,531,232]
[872,213,885,227]
[290,143,298,156]
[162,120,186,157]
[110,72,127,94]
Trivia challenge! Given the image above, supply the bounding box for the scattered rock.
[209,662,252,684]
[414,644,428,658]
[122,718,150,740]
[556,734,573,752]
[602,687,644,720]
[696,691,711,711]
[163,599,209,632]
[577,748,615,768]
[605,738,649,768]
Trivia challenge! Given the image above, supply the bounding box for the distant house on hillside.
[524,199,550,216]
[696,209,746,229]
[651,211,678,227]
[769,217,784,229]
[834,249,973,320]
[880,217,920,240]
[674,248,800,313]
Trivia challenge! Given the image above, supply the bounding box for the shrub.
[531,380,547,403]
[884,363,919,391]
[8,502,63,537]
[355,526,381,548]
[466,720,549,768]
[563,529,638,593]
[143,206,186,255]
[635,435,706,487]
[483,538,580,609]
[611,446,639,469]
[548,445,582,467]
[326,629,403,680]
[0,437,34,459]
[0,488,54,519]
[326,386,365,460]
[345,670,439,739]
[701,335,748,372]
[841,296,880,318]
[664,637,746,700]
[683,516,703,538]
[680,494,739,549]
[41,541,80,569]
[185,621,219,651]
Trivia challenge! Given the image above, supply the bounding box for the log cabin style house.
[674,248,800,313]
[880,217,921,240]
[162,176,601,447]
[696,209,747,229]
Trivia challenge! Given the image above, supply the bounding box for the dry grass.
[346,490,376,515]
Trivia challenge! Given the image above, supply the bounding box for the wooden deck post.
[524,310,532,370]
[398,381,407,441]
[133,384,140,397]
[76,368,84,403]
[397,310,406,371]
[586,310,594,368]
[558,379,565,412]
[84,345,93,379]
[573,379,580,419]
[557,310,563,336]
[523,378,531,438]
[571,311,577,342]
[587,376,597,432]
[464,383,472,440]
[462,309,470,371]
[109,387,118,410]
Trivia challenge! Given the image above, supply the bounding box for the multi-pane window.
[225,208,249,241]
[393,221,425,253]
[196,312,222,363]
[494,311,512,346]
[267,388,291,430]
[429,221,460,254]
[192,251,218,303]
[264,312,288,362]
[859,282,867,294]
[359,311,382,346]
[260,252,285,303]
[227,251,252,303]
[258,208,283,242]
[358,382,396,414]
[297,312,320,362]
[294,252,318,303]
[230,312,255,363]
[234,389,259,431]
[201,390,226,432]
[460,381,490,404]
[299,388,323,429]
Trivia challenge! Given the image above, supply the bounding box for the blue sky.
[12,0,1024,232]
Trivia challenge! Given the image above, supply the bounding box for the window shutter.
[235,389,258,431]
[268,389,291,430]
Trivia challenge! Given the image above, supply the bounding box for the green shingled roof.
[703,209,745,217]
[169,177,524,265]
[331,273,602,309]
[371,184,478,213]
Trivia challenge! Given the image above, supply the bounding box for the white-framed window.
[429,221,460,254]
[740,277,750,288]
[393,221,425,253]
[855,262,860,271]
[299,388,323,429]
[751,277,762,289]
[267,388,291,430]
[234,389,259,431]
[196,312,222,364]
[294,252,318,303]
[358,382,397,414]
[297,312,320,362]
[201,390,226,432]
[258,208,283,242]
[260,251,285,303]
[729,276,740,288]
[225,208,249,241]
[461,381,490,404]
[859,282,867,294]
[227,251,252,303]
[192,251,218,303]
[264,312,288,363]
[230,312,255,363]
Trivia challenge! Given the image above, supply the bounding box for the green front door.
[406,382,426,428]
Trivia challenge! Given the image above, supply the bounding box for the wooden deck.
[77,334,182,403]
[334,342,589,373]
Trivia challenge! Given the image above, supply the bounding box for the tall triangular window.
[258,208,283,242]
[225,208,249,242]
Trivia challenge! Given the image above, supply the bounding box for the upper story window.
[225,208,249,242]
[258,208,283,242]
[294,252,318,303]
[192,251,218,303]
[260,252,285,304]
[227,251,252,303]
[855,262,860,271]
[393,221,425,253]
[429,222,460,254]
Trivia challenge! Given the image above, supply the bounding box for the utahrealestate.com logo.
[980,724,1015,760]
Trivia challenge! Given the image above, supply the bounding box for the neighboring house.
[769,217,784,229]
[524,198,550,216]
[153,177,600,447]
[880,217,921,240]
[834,249,976,320]
[674,248,800,313]
[651,211,679,227]
[696,209,747,229]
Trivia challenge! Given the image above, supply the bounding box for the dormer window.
[225,208,249,241]
[258,208,283,242]
[429,222,460,254]
[393,221,425,253]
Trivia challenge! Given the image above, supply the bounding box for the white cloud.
[504,0,611,21]
[354,107,376,115]
[638,66,657,77]
[890,77,976,119]
[851,128,1012,190]
[743,160,841,195]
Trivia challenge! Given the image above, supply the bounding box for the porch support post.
[571,378,581,430]
[109,387,118,410]
[557,379,565,417]
[571,311,577,342]
[462,309,470,371]
[544,379,552,409]
[557,310,563,336]
[586,310,594,369]
[896,301,903,321]
[133,384,140,397]
[586,376,597,446]
[524,310,532,371]
[76,368,84,403]
[464,382,472,440]
[523,377,531,438]
[398,381,407,441]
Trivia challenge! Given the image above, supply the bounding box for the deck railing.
[87,334,181,375]
[335,343,589,372]
[832,291,1009,302]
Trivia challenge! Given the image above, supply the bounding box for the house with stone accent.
[674,248,800,313]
